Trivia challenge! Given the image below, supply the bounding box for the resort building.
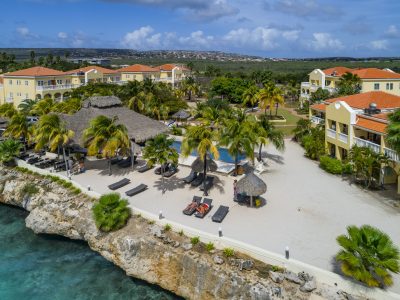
[155,64,190,86]
[63,66,121,85]
[309,91,400,192]
[118,64,161,83]
[300,67,400,101]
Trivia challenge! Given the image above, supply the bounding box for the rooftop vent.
[364,102,381,115]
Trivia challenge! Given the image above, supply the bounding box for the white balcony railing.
[300,82,336,94]
[327,128,336,139]
[36,84,80,91]
[338,132,348,143]
[354,137,381,154]
[384,148,400,162]
[311,116,324,125]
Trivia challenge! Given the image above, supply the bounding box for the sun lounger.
[195,198,213,218]
[154,163,169,175]
[212,205,229,223]
[164,165,178,178]
[199,176,214,191]
[117,157,133,168]
[125,184,148,196]
[137,163,153,173]
[108,178,130,190]
[183,196,202,216]
[183,170,198,184]
[110,156,122,165]
[191,173,204,187]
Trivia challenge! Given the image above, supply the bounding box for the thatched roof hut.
[237,172,267,196]
[191,155,218,173]
[60,96,168,144]
[172,110,191,120]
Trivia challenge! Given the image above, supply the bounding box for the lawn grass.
[275,125,296,137]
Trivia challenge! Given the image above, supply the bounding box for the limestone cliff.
[0,167,355,300]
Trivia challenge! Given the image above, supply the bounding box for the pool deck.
[67,140,400,294]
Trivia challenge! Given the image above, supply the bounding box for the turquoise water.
[172,141,246,164]
[0,204,180,300]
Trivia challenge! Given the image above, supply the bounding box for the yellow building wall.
[309,70,323,86]
[361,80,400,96]
[2,77,36,107]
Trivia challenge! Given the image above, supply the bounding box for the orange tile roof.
[310,103,326,111]
[350,68,400,79]
[325,91,400,109]
[6,66,65,77]
[323,67,353,77]
[64,66,118,75]
[355,116,387,134]
[156,64,177,71]
[371,113,389,120]
[118,64,159,73]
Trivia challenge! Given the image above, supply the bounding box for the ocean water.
[0,204,180,300]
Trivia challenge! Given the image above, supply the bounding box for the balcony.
[338,132,348,143]
[354,137,381,154]
[327,128,336,139]
[300,82,336,94]
[36,84,80,91]
[384,148,400,162]
[311,116,324,125]
[300,93,310,99]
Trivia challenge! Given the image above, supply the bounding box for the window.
[386,83,394,90]
[9,92,13,97]
[56,79,62,85]
[16,80,21,85]
[17,92,21,97]
[374,83,380,90]
[48,80,52,86]
[25,81,29,86]
[126,74,130,79]
[37,81,44,86]
[8,80,12,85]
[65,79,71,84]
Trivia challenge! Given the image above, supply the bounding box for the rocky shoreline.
[0,167,359,300]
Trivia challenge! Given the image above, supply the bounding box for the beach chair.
[125,184,148,196]
[110,156,123,165]
[199,176,214,191]
[117,157,132,168]
[194,198,213,218]
[182,170,197,184]
[137,163,153,173]
[164,165,178,178]
[212,205,229,223]
[108,178,130,190]
[183,196,202,216]
[191,173,204,187]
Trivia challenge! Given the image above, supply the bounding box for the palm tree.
[182,77,200,102]
[242,85,259,112]
[0,139,22,167]
[182,125,219,194]
[18,99,37,115]
[3,112,33,152]
[219,110,255,174]
[0,103,17,118]
[293,119,313,143]
[257,82,284,116]
[256,115,285,161]
[386,109,400,154]
[336,225,400,287]
[31,98,55,116]
[83,115,130,175]
[142,78,157,94]
[92,193,131,232]
[34,114,74,173]
[337,72,361,96]
[142,134,178,193]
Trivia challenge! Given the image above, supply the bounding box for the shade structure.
[191,155,218,173]
[172,110,191,120]
[236,172,267,207]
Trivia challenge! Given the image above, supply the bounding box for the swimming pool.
[172,141,246,164]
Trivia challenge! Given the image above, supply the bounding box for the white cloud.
[369,39,388,50]
[17,27,30,37]
[121,26,163,49]
[385,25,399,38]
[178,31,214,48]
[58,32,68,39]
[309,32,344,51]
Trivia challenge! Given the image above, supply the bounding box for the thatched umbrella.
[236,172,267,207]
[172,110,191,122]
[191,155,217,173]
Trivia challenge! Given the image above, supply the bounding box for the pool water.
[172,141,246,164]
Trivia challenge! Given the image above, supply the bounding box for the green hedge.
[319,156,343,174]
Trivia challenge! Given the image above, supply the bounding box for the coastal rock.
[230,258,254,271]
[213,255,224,265]
[300,278,317,292]
[284,271,303,285]
[298,271,313,282]
[269,271,284,283]
[182,243,192,251]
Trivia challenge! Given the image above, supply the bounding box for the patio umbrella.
[236,172,267,207]
[191,155,218,173]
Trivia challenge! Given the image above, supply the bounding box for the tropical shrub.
[336,225,400,287]
[20,183,39,197]
[205,242,215,252]
[302,125,325,160]
[223,248,235,257]
[170,125,183,136]
[319,156,343,174]
[92,193,131,232]
[0,139,22,165]
[190,236,200,245]
[164,224,172,231]
[293,119,312,143]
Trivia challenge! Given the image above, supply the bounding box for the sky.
[1,0,400,58]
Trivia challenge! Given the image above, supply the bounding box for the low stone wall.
[0,165,396,300]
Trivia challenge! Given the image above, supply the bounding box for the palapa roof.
[172,110,191,120]
[60,96,168,144]
[236,173,267,196]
